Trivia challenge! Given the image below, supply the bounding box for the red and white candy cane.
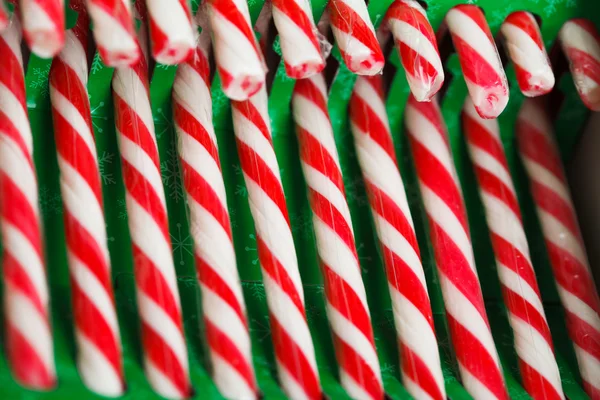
[445,5,509,119]
[85,0,139,66]
[19,0,65,57]
[462,99,564,400]
[559,19,600,111]
[271,0,325,79]
[350,75,445,400]
[112,23,191,398]
[0,1,9,31]
[293,74,383,400]
[385,0,444,102]
[516,98,600,400]
[0,15,56,391]
[405,95,508,400]
[173,37,259,400]
[232,88,321,400]
[329,0,384,75]
[49,10,125,397]
[501,11,554,97]
[207,0,265,101]
[145,0,195,64]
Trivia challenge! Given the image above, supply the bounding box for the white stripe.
[458,362,502,400]
[1,18,24,67]
[5,290,55,374]
[58,158,108,247]
[50,88,97,163]
[146,361,183,399]
[277,364,310,400]
[211,353,257,400]
[521,157,571,204]
[264,273,318,372]
[243,177,304,300]
[173,66,214,135]
[498,264,545,317]
[118,132,166,204]
[469,146,515,193]
[331,26,380,76]
[0,136,38,209]
[389,19,444,76]
[558,286,600,332]
[76,331,123,397]
[403,377,435,400]
[126,194,180,307]
[87,2,137,62]
[328,304,382,386]
[58,31,88,83]
[69,251,119,334]
[339,369,375,400]
[302,163,353,230]
[0,82,33,152]
[145,0,193,48]
[335,0,374,31]
[272,7,322,69]
[501,22,553,83]
[201,284,250,357]
[138,292,188,373]
[1,222,47,303]
[113,69,155,139]
[446,8,503,76]
[538,209,589,269]
[353,77,389,130]
[573,344,600,392]
[518,99,553,138]
[560,21,600,63]
[421,185,477,275]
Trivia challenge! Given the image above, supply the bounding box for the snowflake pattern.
[243,281,267,301]
[488,5,514,27]
[117,198,127,220]
[380,363,397,378]
[171,222,193,266]
[235,184,248,198]
[250,316,271,342]
[154,108,173,140]
[290,210,313,239]
[344,174,369,207]
[244,233,259,266]
[90,53,104,75]
[29,64,51,98]
[543,0,563,17]
[98,151,116,185]
[90,101,108,133]
[160,146,184,203]
[228,206,239,229]
[39,187,62,215]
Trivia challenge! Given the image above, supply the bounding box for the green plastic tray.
[1,0,598,398]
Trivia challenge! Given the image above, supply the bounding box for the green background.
[1,0,598,398]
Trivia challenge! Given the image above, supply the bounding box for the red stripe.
[88,0,134,33]
[2,253,47,318]
[452,35,503,89]
[531,182,580,237]
[235,140,291,226]
[185,49,211,86]
[114,96,160,169]
[269,314,322,400]
[504,12,544,49]
[565,48,600,85]
[272,0,320,51]
[0,177,44,260]
[232,100,272,143]
[71,282,123,379]
[571,19,600,45]
[502,284,554,347]
[401,343,445,400]
[297,127,345,194]
[32,0,64,31]
[207,0,261,58]
[582,381,600,400]
[518,359,563,400]
[387,1,437,46]
[204,319,257,391]
[407,96,450,148]
[452,5,494,43]
[565,311,600,362]
[294,79,328,116]
[132,245,185,333]
[174,104,220,167]
[474,166,521,218]
[398,43,440,83]
[516,123,565,183]
[349,90,397,163]
[120,159,170,241]
[463,114,509,173]
[197,257,247,330]
[5,323,55,389]
[446,314,508,400]
[0,112,35,171]
[256,236,305,314]
[143,322,191,397]
[333,335,383,400]
[0,36,26,108]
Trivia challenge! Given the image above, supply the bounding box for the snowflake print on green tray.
[171,222,193,266]
[29,64,51,99]
[98,151,116,185]
[290,210,313,240]
[154,107,172,140]
[242,281,267,302]
[244,233,259,266]
[90,101,108,133]
[39,187,62,215]
[117,198,127,220]
[161,146,184,203]
[90,53,104,75]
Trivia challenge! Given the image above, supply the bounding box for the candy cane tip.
[578,87,600,111]
[14,370,56,391]
[224,76,265,101]
[100,47,141,68]
[154,42,194,65]
[285,60,326,79]
[472,86,509,119]
[347,54,385,76]
[26,30,65,58]
[412,73,445,102]
[522,71,555,97]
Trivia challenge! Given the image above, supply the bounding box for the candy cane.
[0,16,56,391]
[329,0,384,75]
[19,0,65,57]
[0,1,9,31]
[445,5,508,119]
[232,88,321,400]
[462,98,564,400]
[350,75,445,400]
[500,11,554,97]
[293,74,383,400]
[516,98,600,400]
[173,38,258,400]
[145,0,195,64]
[85,0,139,66]
[405,95,508,400]
[385,0,444,102]
[206,0,265,101]
[271,0,325,79]
[559,19,600,111]
[49,9,125,396]
[112,20,191,398]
